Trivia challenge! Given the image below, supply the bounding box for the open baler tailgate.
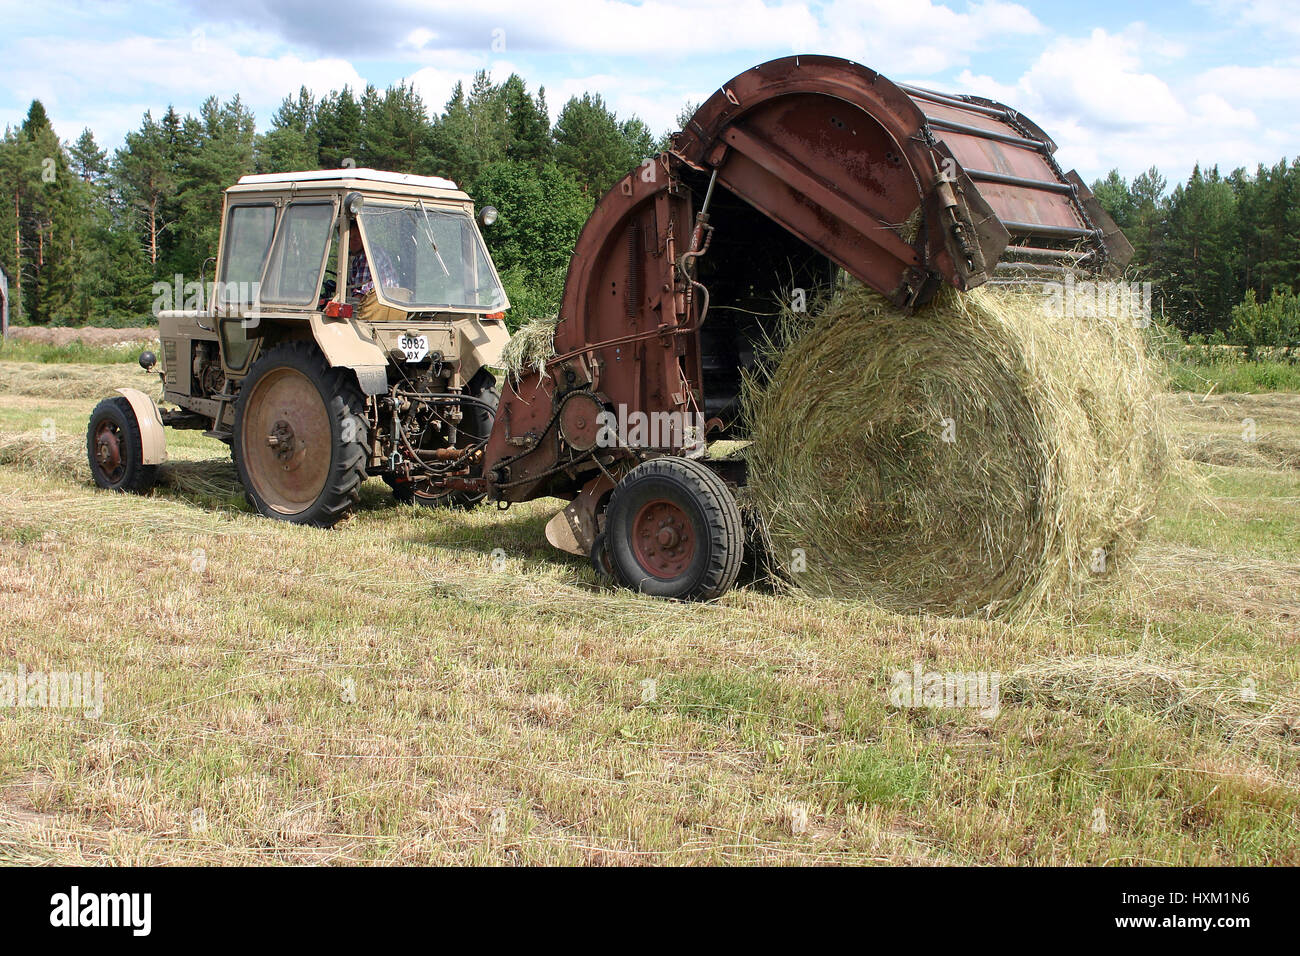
[897,82,1133,281]
[673,55,1131,307]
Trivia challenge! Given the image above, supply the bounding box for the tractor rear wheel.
[604,457,744,600]
[233,341,368,528]
[86,396,159,493]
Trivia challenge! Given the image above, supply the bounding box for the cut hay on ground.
[0,431,241,502]
[0,362,158,399]
[742,283,1172,617]
[1180,434,1300,471]
[1007,654,1300,748]
[0,430,90,481]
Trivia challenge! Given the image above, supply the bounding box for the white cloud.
[1199,0,1300,37]
[515,0,821,56]
[544,72,707,133]
[1193,61,1300,103]
[815,0,1044,75]
[9,31,363,147]
[954,26,1299,181]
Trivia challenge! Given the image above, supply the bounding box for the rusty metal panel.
[675,54,999,304]
[898,81,1129,269]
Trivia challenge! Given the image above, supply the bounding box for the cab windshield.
[356,201,507,312]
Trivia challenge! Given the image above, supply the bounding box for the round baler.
[468,54,1133,600]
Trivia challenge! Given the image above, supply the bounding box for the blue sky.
[2,0,1297,187]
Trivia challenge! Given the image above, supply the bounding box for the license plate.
[398,333,429,363]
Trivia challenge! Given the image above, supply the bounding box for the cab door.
[218,196,340,375]
[214,199,279,374]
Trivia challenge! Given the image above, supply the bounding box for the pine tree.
[315,87,363,168]
[113,110,178,270]
[257,87,320,173]
[359,82,431,173]
[1153,164,1240,335]
[553,93,636,196]
[503,75,551,167]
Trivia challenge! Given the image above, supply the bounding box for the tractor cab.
[212,168,508,382]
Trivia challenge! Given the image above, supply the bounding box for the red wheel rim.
[93,418,124,483]
[631,498,696,579]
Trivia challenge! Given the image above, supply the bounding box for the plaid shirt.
[348,245,397,297]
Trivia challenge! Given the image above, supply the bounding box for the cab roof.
[228,167,470,201]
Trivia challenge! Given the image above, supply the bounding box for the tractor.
[87,168,509,523]
[90,55,1131,602]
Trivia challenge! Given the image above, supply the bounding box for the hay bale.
[742,283,1172,617]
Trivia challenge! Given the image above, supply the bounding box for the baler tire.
[86,396,159,494]
[605,457,743,600]
[233,341,368,528]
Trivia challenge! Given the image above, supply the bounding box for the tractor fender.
[307,312,390,396]
[455,314,511,383]
[114,387,167,464]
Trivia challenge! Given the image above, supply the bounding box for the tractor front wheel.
[604,457,744,600]
[233,341,368,528]
[86,396,159,493]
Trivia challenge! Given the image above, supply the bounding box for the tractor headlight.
[478,205,498,227]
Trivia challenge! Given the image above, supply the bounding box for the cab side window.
[259,202,335,306]
[219,204,276,307]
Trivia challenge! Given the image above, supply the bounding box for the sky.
[1,0,1297,188]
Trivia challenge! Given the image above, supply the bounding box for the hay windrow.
[1007,654,1300,748]
[0,431,242,502]
[741,283,1173,618]
[0,362,158,400]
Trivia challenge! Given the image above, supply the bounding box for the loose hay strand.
[741,282,1173,618]
[498,316,559,383]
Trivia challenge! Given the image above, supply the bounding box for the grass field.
[1169,358,1300,394]
[1,359,1297,865]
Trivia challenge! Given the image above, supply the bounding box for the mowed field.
[0,356,1298,865]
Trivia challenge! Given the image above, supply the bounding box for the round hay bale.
[742,283,1171,617]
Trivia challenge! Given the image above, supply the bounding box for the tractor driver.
[346,216,397,298]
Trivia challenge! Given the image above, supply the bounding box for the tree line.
[1,68,1296,349]
[1092,161,1299,350]
[0,73,660,327]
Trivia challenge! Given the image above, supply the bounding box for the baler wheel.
[604,457,743,600]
